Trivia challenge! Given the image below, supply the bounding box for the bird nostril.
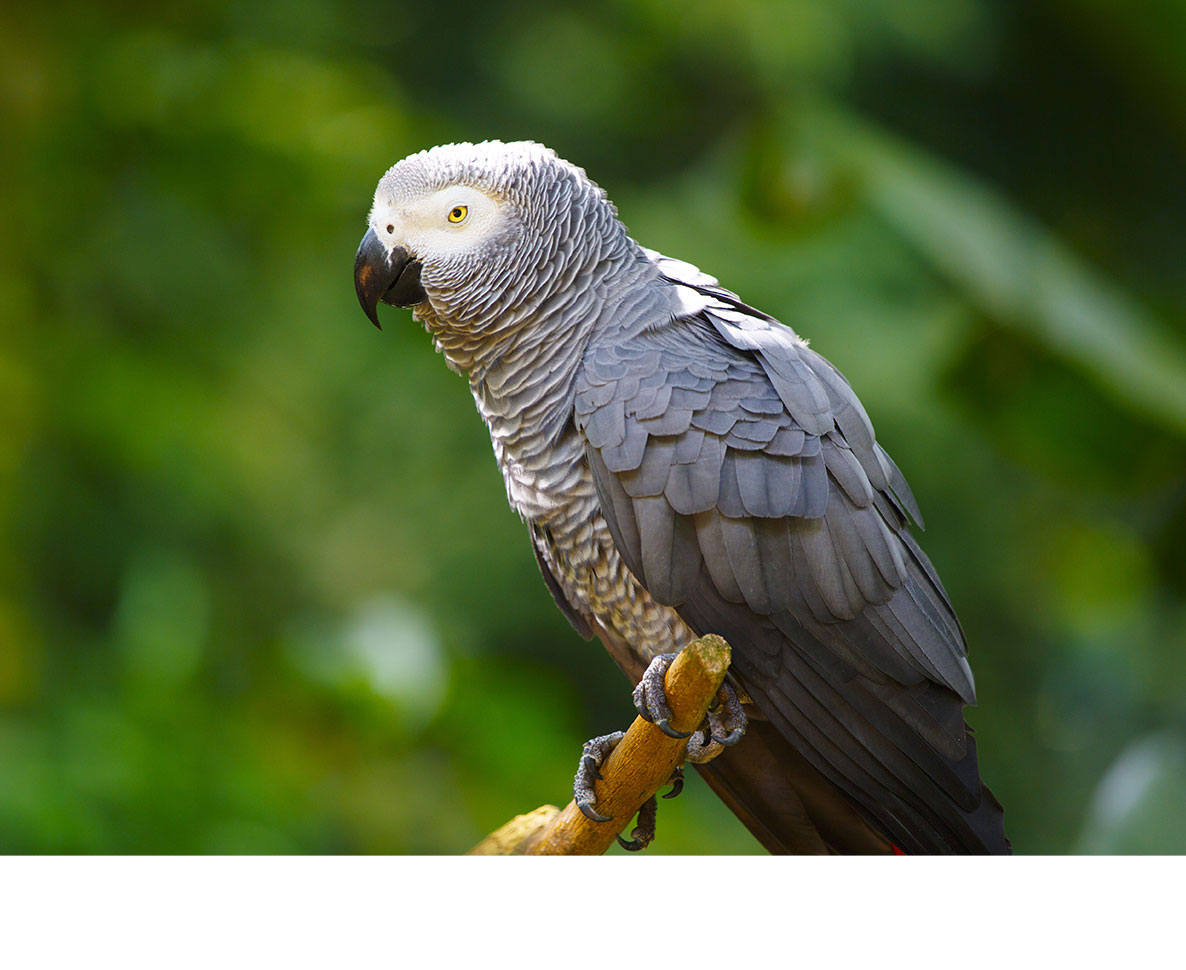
[386,224,394,233]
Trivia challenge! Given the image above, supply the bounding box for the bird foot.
[616,765,685,850]
[574,731,625,823]
[633,653,748,765]
[616,795,658,852]
[632,653,691,738]
[572,732,683,851]
[570,650,746,850]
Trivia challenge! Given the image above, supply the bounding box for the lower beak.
[353,228,426,329]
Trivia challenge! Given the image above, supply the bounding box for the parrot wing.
[573,254,1008,853]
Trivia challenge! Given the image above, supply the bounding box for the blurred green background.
[2,0,1185,854]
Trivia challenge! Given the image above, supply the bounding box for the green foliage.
[1,0,1184,853]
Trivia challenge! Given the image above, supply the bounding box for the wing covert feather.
[573,268,1006,853]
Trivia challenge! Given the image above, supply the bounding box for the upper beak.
[353,228,427,330]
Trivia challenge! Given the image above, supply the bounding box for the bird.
[353,140,1009,854]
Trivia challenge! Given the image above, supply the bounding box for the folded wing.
[574,260,1008,853]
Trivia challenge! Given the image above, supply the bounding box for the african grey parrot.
[353,140,1008,854]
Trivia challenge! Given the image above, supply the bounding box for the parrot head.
[353,140,619,332]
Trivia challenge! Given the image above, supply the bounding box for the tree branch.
[468,634,731,855]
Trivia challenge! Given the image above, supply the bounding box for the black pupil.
[453,208,462,218]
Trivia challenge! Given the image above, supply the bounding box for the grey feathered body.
[380,141,1007,854]
[418,232,696,669]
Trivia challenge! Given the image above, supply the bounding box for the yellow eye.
[447,205,468,224]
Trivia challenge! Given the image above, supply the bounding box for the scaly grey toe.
[574,731,625,823]
[632,653,692,739]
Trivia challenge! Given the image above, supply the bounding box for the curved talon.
[712,727,745,747]
[573,730,625,825]
[616,797,657,851]
[656,718,692,739]
[663,768,684,800]
[633,653,681,727]
[578,800,612,824]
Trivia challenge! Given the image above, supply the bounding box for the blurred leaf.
[1077,731,1186,853]
[114,549,209,688]
[283,595,447,729]
[807,102,1186,436]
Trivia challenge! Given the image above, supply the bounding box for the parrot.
[353,140,1009,854]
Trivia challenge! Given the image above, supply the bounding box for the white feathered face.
[368,184,516,270]
[355,172,529,330]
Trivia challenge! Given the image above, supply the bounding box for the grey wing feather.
[574,269,1006,854]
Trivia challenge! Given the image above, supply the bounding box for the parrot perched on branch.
[353,140,1009,854]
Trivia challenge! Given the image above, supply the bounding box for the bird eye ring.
[447,205,468,224]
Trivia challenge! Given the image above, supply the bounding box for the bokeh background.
[3,0,1186,854]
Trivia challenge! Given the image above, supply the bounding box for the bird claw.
[578,800,612,824]
[573,731,685,849]
[633,654,746,755]
[573,656,747,849]
[655,717,692,740]
[712,726,745,747]
[685,680,748,764]
[632,654,684,731]
[710,679,748,742]
[615,794,658,852]
[616,764,682,851]
[573,731,625,823]
[580,754,604,782]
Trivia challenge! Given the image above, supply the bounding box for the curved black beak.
[353,228,427,330]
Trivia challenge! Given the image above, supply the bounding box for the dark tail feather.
[696,718,897,854]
